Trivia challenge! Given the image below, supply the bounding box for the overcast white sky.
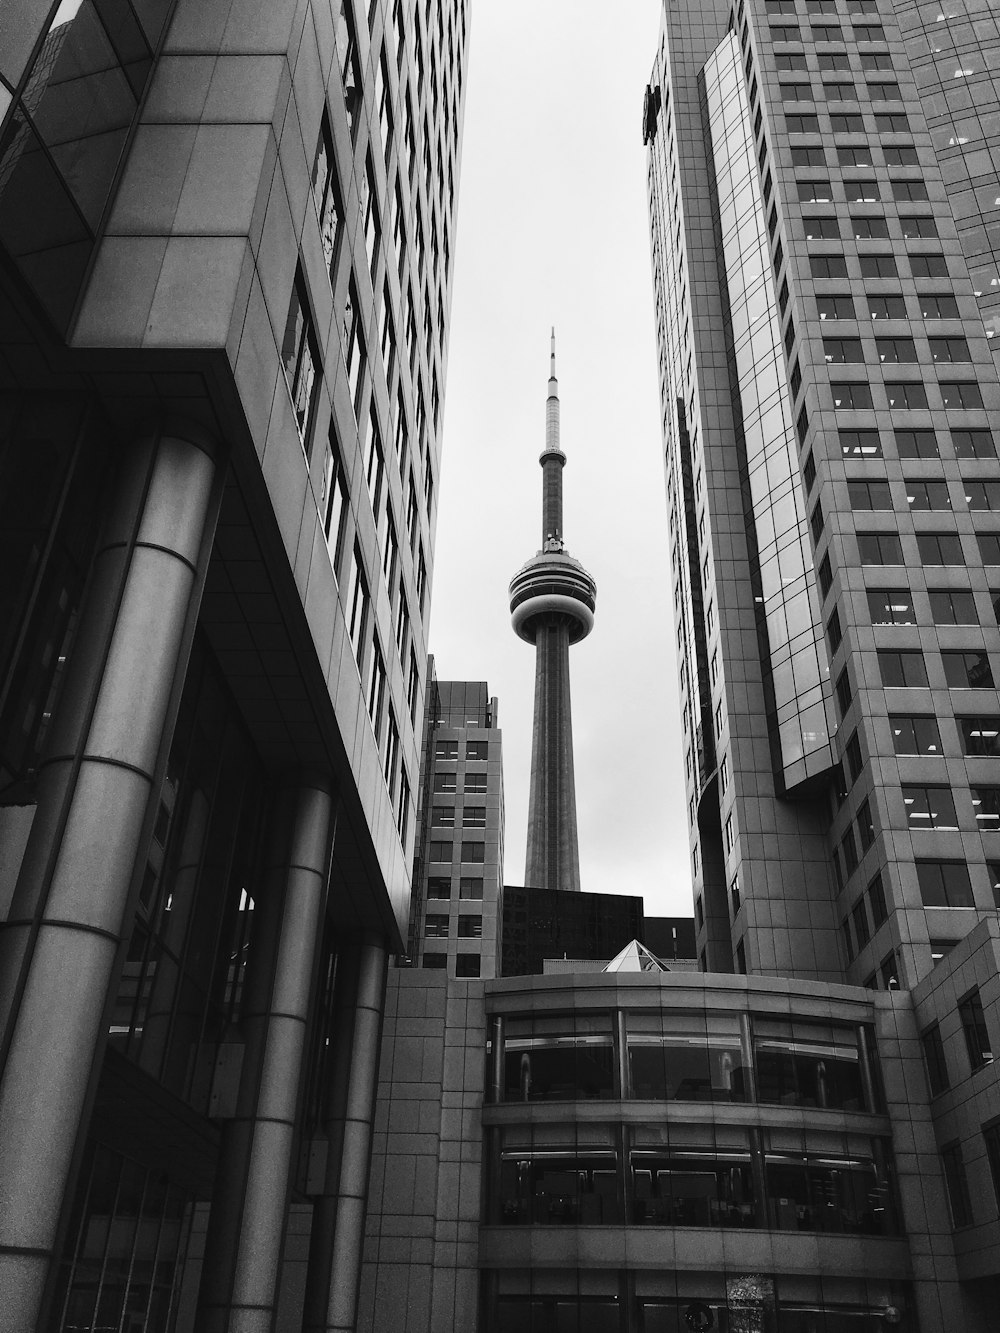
[428,0,693,919]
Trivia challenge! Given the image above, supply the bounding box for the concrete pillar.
[524,618,581,892]
[0,425,218,1333]
[196,777,336,1333]
[302,931,389,1333]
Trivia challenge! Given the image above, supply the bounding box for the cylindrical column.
[0,426,218,1333]
[197,777,336,1333]
[302,931,389,1333]
[489,1015,504,1104]
[524,618,581,892]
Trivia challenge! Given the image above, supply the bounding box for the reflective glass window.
[903,784,958,830]
[496,1128,622,1226]
[958,717,1000,756]
[281,265,321,450]
[959,989,992,1070]
[885,381,927,409]
[942,1141,974,1226]
[954,429,995,458]
[922,1024,949,1095]
[916,532,964,565]
[502,1014,615,1102]
[753,1018,867,1110]
[917,860,974,908]
[890,715,941,755]
[866,587,913,624]
[764,1139,898,1234]
[895,429,938,458]
[840,429,882,457]
[943,651,994,688]
[929,590,977,624]
[878,649,927,688]
[831,382,872,409]
[631,1146,755,1228]
[51,1143,195,1331]
[857,532,902,564]
[626,1011,747,1103]
[107,643,268,1114]
[906,479,951,511]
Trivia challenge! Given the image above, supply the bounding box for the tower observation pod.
[509,331,597,893]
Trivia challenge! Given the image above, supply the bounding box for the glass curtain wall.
[703,31,836,787]
[490,1010,880,1114]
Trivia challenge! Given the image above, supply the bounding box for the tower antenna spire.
[545,327,561,461]
[509,338,597,893]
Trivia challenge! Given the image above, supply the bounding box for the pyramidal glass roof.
[602,940,668,973]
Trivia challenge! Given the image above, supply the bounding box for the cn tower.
[509,332,597,893]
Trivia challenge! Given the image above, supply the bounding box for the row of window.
[890,715,1000,757]
[341,533,411,837]
[287,267,431,628]
[428,839,486,863]
[902,784,1000,830]
[841,869,888,958]
[293,52,450,858]
[492,1131,898,1236]
[941,1126,1000,1230]
[424,913,482,938]
[435,739,489,759]
[860,587,994,626]
[430,806,487,827]
[766,0,879,13]
[798,147,919,172]
[309,78,441,556]
[805,214,939,240]
[779,81,905,104]
[427,876,483,899]
[769,21,883,41]
[421,951,480,976]
[834,793,876,871]
[800,181,934,207]
[855,530,1000,565]
[787,110,911,133]
[776,49,894,72]
[820,291,961,320]
[837,649,996,699]
[433,771,488,792]
[357,0,460,293]
[848,479,1000,511]
[923,986,992,1094]
[823,334,974,363]
[840,787,1000,854]
[493,1011,878,1113]
[830,378,982,409]
[837,426,993,460]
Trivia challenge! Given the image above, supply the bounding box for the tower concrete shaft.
[525,617,581,892]
[509,333,596,894]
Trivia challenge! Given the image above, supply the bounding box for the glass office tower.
[646,0,1000,992]
[0,1,468,1329]
[641,0,1000,1326]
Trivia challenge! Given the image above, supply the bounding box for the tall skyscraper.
[408,662,504,979]
[0,1,468,1329]
[508,337,596,892]
[645,0,1000,991]
[637,0,1000,1325]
